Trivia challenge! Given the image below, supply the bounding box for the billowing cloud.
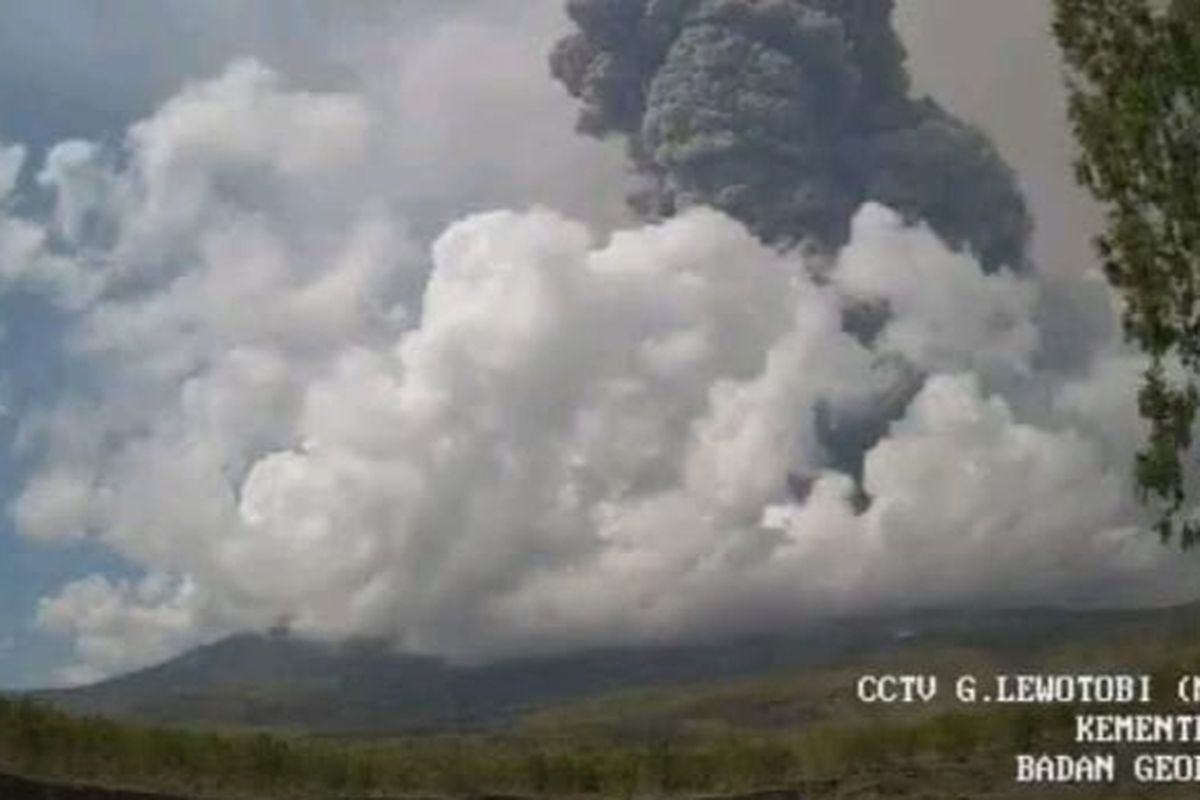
[38,574,202,686]
[551,0,1030,271]
[1,7,1196,684]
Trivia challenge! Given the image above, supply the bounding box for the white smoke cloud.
[834,206,1039,377]
[0,144,23,199]
[3,26,1198,684]
[38,574,202,686]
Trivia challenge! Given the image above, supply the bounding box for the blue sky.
[0,9,162,687]
[0,0,382,688]
[0,3,169,685]
[0,0,612,688]
[0,290,112,687]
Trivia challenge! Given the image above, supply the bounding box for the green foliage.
[1055,0,1200,544]
[9,608,1200,797]
[0,692,1067,799]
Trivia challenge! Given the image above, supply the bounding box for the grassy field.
[6,611,1200,798]
[0,691,1076,799]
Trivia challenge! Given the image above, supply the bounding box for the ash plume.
[0,1,1195,685]
[551,0,1031,271]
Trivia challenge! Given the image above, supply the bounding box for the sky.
[896,0,1104,278]
[0,1,1191,689]
[0,0,629,688]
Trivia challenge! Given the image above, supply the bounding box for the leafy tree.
[1055,0,1200,544]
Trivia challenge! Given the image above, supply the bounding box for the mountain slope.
[34,603,1198,734]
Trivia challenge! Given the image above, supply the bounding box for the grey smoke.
[550,0,1044,494]
[2,0,1196,687]
[551,0,1031,271]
